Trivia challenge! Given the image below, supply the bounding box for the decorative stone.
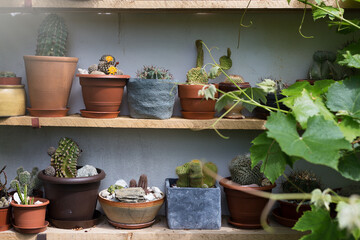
[78,68,89,74]
[76,165,98,177]
[90,70,105,75]
[114,179,128,188]
[115,187,146,203]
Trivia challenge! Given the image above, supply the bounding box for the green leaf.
[250,132,296,183]
[266,112,352,170]
[328,19,360,34]
[209,65,220,79]
[326,77,360,119]
[293,206,347,240]
[215,93,236,112]
[338,52,360,69]
[338,117,360,142]
[337,40,360,69]
[338,152,360,181]
[312,5,344,21]
[242,88,267,112]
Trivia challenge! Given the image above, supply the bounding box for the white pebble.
[78,68,89,74]
[114,179,128,188]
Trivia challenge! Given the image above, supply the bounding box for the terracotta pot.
[78,74,129,113]
[37,168,105,222]
[278,200,311,220]
[0,77,21,85]
[0,85,26,117]
[11,197,49,228]
[219,82,251,119]
[219,177,276,229]
[98,190,164,226]
[178,84,218,119]
[24,55,78,114]
[0,207,11,232]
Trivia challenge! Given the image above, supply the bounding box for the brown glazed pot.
[178,84,219,119]
[78,74,130,112]
[37,168,105,222]
[0,207,11,232]
[0,77,21,85]
[11,198,49,228]
[278,200,311,220]
[24,55,78,114]
[219,177,276,229]
[218,82,251,92]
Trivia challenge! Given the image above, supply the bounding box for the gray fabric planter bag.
[127,78,177,119]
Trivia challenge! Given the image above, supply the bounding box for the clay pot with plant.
[24,14,78,117]
[127,65,177,119]
[0,166,11,232]
[219,153,275,229]
[37,137,105,229]
[99,174,164,229]
[77,55,130,118]
[0,71,21,85]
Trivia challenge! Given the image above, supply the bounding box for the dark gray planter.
[127,78,177,119]
[165,178,221,229]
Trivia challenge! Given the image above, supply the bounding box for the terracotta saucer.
[228,217,266,229]
[28,108,69,117]
[272,207,297,227]
[80,109,120,119]
[12,221,48,234]
[0,224,11,232]
[107,218,156,229]
[181,111,216,120]
[49,210,102,229]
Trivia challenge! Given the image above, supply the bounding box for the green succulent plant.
[10,167,41,197]
[136,65,173,80]
[0,71,16,77]
[282,170,322,194]
[229,153,263,186]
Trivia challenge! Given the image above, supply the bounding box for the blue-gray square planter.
[165,178,221,230]
[127,78,177,119]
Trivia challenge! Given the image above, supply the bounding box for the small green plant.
[10,167,41,197]
[136,65,173,80]
[282,170,322,194]
[229,153,263,186]
[0,71,16,77]
[15,182,34,205]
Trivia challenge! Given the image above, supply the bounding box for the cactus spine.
[229,154,263,186]
[36,14,68,56]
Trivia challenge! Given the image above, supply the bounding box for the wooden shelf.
[0,216,303,240]
[0,115,266,130]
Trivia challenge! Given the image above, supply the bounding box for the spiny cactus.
[88,64,98,74]
[136,65,173,80]
[99,55,116,65]
[229,154,263,186]
[282,170,322,194]
[309,50,344,80]
[49,137,81,178]
[36,14,68,56]
[219,48,232,70]
[224,74,245,84]
[0,71,16,77]
[195,40,204,68]
[189,160,204,188]
[10,167,41,196]
[186,67,208,84]
[176,160,217,188]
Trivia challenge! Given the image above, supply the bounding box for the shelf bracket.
[31,117,41,129]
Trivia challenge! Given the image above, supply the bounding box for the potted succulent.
[127,65,177,119]
[219,153,275,229]
[99,174,164,229]
[0,71,25,117]
[24,14,78,117]
[178,40,232,119]
[11,168,49,234]
[0,71,21,85]
[77,55,130,118]
[37,137,105,229]
[166,160,221,229]
[273,170,322,227]
[10,167,43,198]
[0,166,11,232]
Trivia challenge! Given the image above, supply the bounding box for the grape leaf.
[337,40,360,68]
[312,5,344,21]
[326,76,360,119]
[250,132,296,183]
[338,152,360,181]
[242,88,267,112]
[266,112,352,170]
[338,52,360,69]
[293,206,347,240]
[338,117,360,142]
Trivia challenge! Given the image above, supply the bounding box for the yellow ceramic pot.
[0,85,26,117]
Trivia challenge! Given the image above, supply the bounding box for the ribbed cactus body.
[175,162,190,187]
[186,67,208,84]
[50,137,81,178]
[229,154,262,186]
[10,167,40,196]
[176,160,217,188]
[189,160,203,188]
[36,14,68,56]
[195,40,204,68]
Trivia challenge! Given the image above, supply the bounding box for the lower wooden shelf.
[0,216,303,240]
[0,115,266,130]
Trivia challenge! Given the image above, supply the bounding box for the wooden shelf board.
[0,115,266,130]
[0,216,303,240]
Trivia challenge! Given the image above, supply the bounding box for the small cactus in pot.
[229,153,265,186]
[10,167,41,197]
[136,65,173,80]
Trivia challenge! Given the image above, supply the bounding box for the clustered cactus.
[136,65,173,80]
[309,50,344,80]
[10,167,41,197]
[229,153,263,186]
[36,14,68,57]
[47,137,82,178]
[282,170,322,194]
[175,160,218,188]
[0,71,16,77]
[87,55,124,75]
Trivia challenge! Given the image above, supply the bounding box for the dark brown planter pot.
[278,200,311,221]
[11,198,49,228]
[0,77,21,85]
[178,84,219,119]
[218,82,251,92]
[77,74,130,113]
[219,177,276,229]
[0,207,11,232]
[37,168,105,222]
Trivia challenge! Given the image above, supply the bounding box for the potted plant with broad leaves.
[178,40,232,119]
[37,137,105,229]
[127,65,177,119]
[0,166,11,232]
[24,14,78,117]
[99,174,164,229]
[0,71,25,117]
[77,55,130,118]
[219,153,275,229]
[273,170,322,227]
[166,160,221,229]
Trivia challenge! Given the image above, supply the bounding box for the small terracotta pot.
[178,84,218,119]
[278,200,311,220]
[11,197,49,228]
[0,85,26,117]
[78,74,129,113]
[0,207,11,232]
[219,177,276,229]
[0,77,21,85]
